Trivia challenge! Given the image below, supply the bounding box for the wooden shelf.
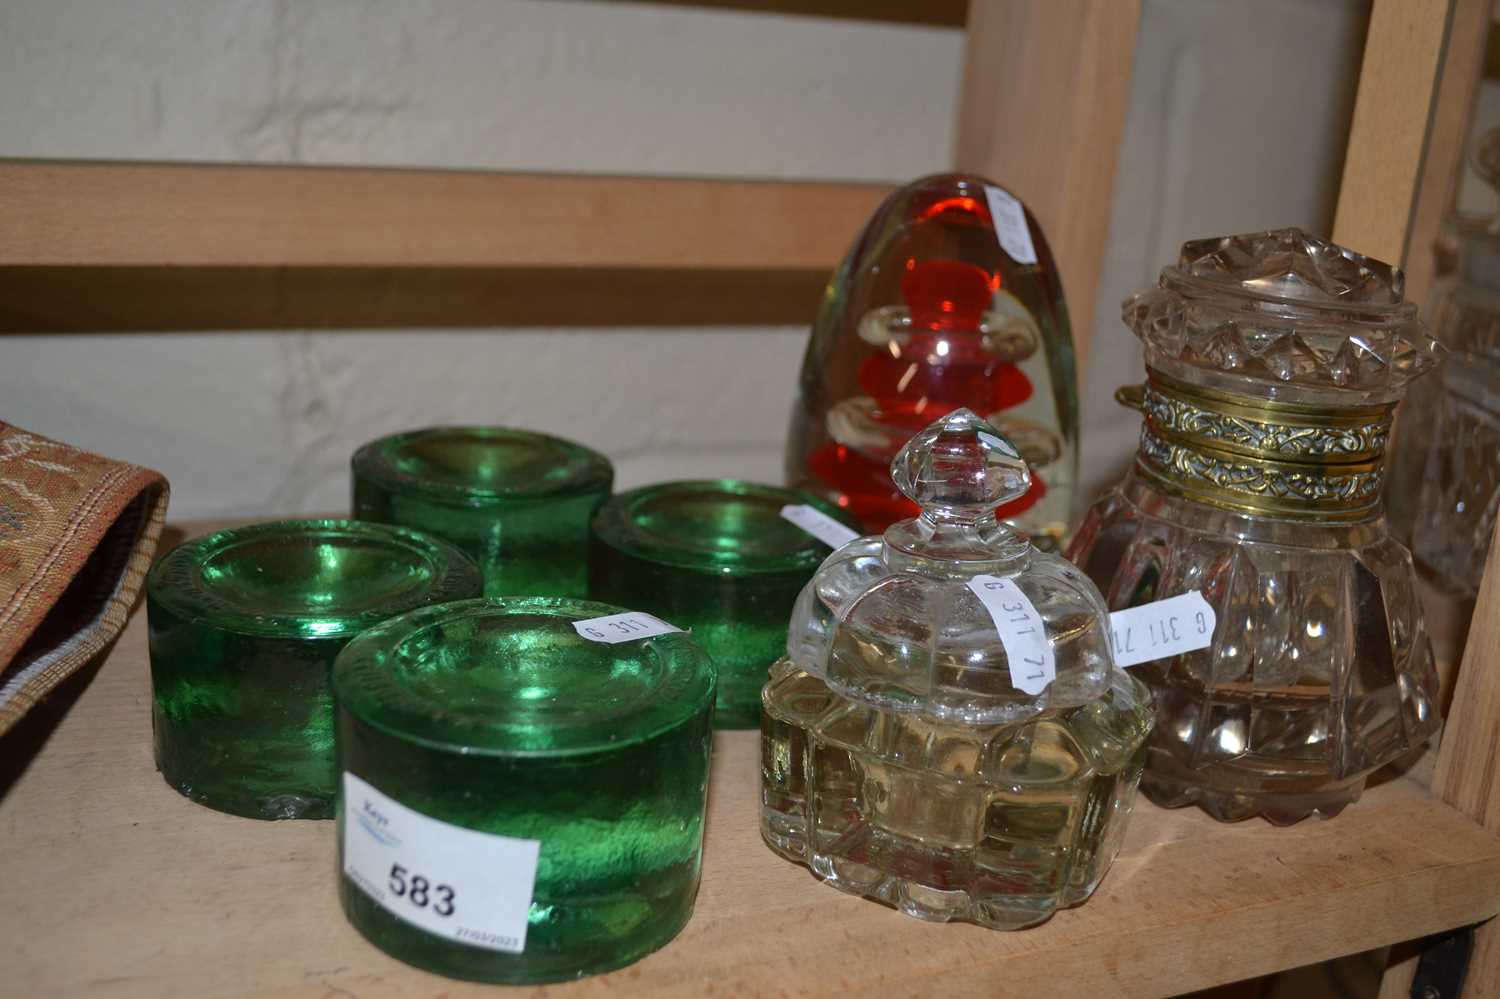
[0,161,888,331]
[0,162,889,271]
[4,524,1500,998]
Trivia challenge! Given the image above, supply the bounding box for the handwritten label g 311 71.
[1108,592,1217,667]
[966,574,1056,695]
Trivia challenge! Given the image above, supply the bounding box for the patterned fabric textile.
[0,423,168,736]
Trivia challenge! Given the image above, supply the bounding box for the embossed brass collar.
[1117,370,1395,519]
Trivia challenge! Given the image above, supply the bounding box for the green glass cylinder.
[351,427,613,599]
[589,480,855,729]
[147,519,482,819]
[333,597,715,984]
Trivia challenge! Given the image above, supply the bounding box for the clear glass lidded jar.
[762,408,1152,930]
[1068,228,1446,825]
[784,173,1079,548]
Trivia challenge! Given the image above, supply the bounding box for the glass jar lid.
[147,519,482,640]
[1126,228,1444,402]
[591,479,856,575]
[787,409,1114,724]
[332,597,716,755]
[352,426,613,505]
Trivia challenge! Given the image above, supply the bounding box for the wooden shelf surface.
[4,527,1500,997]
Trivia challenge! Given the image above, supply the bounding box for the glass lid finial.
[891,408,1031,523]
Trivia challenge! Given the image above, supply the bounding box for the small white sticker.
[967,574,1056,695]
[780,503,860,549]
[1108,592,1217,667]
[984,185,1038,265]
[342,773,540,955]
[572,611,681,644]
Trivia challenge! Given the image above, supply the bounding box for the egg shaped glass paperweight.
[1067,228,1445,823]
[333,597,715,984]
[590,479,859,729]
[762,410,1151,929]
[147,519,482,819]
[352,427,613,599]
[785,173,1078,547]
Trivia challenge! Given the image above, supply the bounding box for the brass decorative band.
[1135,371,1395,464]
[1119,371,1392,518]
[1134,428,1384,518]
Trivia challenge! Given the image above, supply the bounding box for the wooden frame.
[0,163,889,271]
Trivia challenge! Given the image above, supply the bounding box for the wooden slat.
[1431,514,1500,989]
[0,266,830,331]
[1331,0,1454,265]
[0,161,889,271]
[639,0,968,27]
[4,520,1500,998]
[953,0,1141,371]
[1396,0,1491,308]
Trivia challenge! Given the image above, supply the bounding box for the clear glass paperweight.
[352,427,613,598]
[1068,229,1445,823]
[1390,130,1500,544]
[147,519,481,819]
[1412,350,1500,594]
[590,480,859,729]
[1398,221,1500,595]
[763,410,1151,929]
[785,173,1078,547]
[333,597,714,984]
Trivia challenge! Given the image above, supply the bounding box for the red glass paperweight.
[785,174,1078,547]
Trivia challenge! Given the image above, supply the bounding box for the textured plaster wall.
[1,0,1367,520]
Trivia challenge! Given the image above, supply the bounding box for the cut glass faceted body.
[1068,229,1444,823]
[763,409,1150,928]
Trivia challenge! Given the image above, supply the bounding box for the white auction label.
[780,503,860,549]
[984,185,1039,265]
[1108,592,1217,667]
[342,772,540,954]
[572,610,681,644]
[967,574,1056,695]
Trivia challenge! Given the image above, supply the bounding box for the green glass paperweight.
[351,427,613,598]
[589,480,857,729]
[147,519,482,820]
[333,597,715,984]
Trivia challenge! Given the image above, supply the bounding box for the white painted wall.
[1080,0,1369,502]
[1,0,1368,520]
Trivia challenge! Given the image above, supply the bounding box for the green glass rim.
[351,426,613,505]
[591,479,857,575]
[147,519,482,640]
[332,597,716,757]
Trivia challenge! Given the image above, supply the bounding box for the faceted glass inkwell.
[590,480,860,729]
[352,427,613,599]
[785,173,1078,547]
[147,519,482,819]
[334,597,715,984]
[762,409,1151,929]
[1068,228,1446,824]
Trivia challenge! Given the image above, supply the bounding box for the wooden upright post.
[953,0,1142,372]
